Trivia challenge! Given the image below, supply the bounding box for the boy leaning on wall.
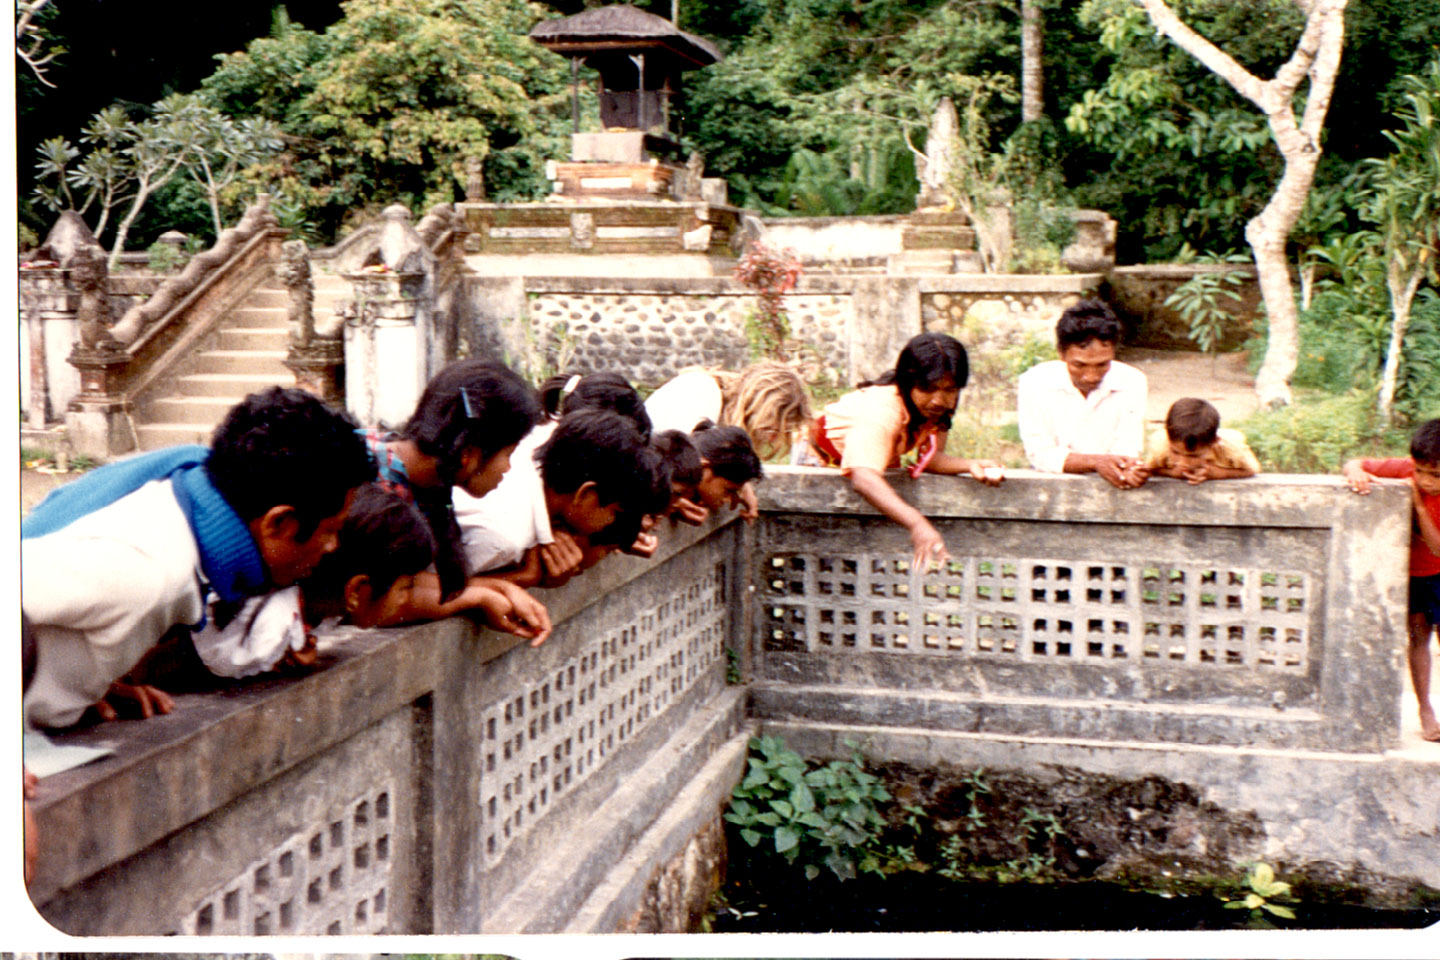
[1342,419,1440,742]
[1143,397,1259,484]
[20,387,376,730]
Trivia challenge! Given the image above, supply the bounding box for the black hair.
[1055,298,1123,350]
[691,422,764,485]
[1165,397,1221,452]
[401,359,542,485]
[1412,419,1440,464]
[538,409,651,512]
[653,429,703,490]
[208,387,374,541]
[307,484,436,603]
[589,446,672,547]
[861,332,969,434]
[538,371,652,438]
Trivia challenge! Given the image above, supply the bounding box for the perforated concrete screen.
[478,562,727,867]
[179,782,395,936]
[763,552,1311,671]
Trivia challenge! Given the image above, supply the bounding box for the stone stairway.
[134,274,349,450]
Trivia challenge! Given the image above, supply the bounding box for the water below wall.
[707,869,1440,933]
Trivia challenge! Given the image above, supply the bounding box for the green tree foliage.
[1365,59,1440,423]
[201,0,571,238]
[683,0,1017,216]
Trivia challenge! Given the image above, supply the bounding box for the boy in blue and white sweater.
[21,387,375,729]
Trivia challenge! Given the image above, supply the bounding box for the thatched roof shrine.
[530,4,722,70]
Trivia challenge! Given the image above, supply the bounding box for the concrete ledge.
[752,682,1327,750]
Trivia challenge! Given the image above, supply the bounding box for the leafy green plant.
[725,735,891,881]
[725,647,742,685]
[145,239,188,273]
[1222,862,1299,926]
[1164,255,1253,370]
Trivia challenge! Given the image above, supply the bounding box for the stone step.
[147,395,246,426]
[217,326,290,352]
[135,422,218,451]
[173,372,294,398]
[226,305,290,328]
[193,348,290,376]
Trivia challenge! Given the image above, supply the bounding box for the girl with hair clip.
[646,361,811,461]
[799,332,1004,571]
[361,359,553,642]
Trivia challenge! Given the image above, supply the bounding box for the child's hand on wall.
[674,497,709,525]
[737,482,759,522]
[93,680,175,721]
[1342,459,1373,495]
[539,530,585,582]
[967,459,1006,486]
[468,578,553,646]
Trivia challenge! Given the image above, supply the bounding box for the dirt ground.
[1124,346,1260,428]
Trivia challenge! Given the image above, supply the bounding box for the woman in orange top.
[803,332,1004,570]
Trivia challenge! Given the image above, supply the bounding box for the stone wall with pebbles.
[528,290,853,386]
[921,290,1084,343]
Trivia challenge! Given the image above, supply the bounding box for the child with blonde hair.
[646,361,812,461]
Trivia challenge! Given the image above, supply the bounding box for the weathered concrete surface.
[29,512,745,936]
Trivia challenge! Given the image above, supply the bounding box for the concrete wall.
[467,273,1101,389]
[30,470,1433,935]
[29,515,752,936]
[752,468,1439,889]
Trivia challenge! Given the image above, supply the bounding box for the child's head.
[653,429,703,506]
[208,387,375,587]
[1412,419,1440,495]
[538,371,652,438]
[1055,299,1122,397]
[1165,398,1221,452]
[307,484,436,628]
[888,332,969,431]
[716,362,813,461]
[591,445,674,548]
[690,422,763,513]
[539,409,651,536]
[402,359,542,496]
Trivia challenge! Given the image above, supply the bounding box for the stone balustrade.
[26,470,1436,934]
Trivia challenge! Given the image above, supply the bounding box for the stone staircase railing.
[63,196,288,456]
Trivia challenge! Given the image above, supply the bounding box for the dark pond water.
[708,870,1439,933]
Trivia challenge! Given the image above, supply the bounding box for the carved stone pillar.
[341,206,437,427]
[21,211,114,428]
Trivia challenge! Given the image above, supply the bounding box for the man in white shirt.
[1017,299,1149,489]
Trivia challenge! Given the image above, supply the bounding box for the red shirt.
[1361,458,1440,578]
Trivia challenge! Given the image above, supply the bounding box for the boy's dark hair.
[1165,397,1221,452]
[538,371,652,438]
[1055,298,1123,350]
[861,332,969,433]
[691,422,764,485]
[402,360,542,484]
[590,446,672,547]
[653,429,703,490]
[208,387,374,540]
[1412,418,1440,463]
[308,484,436,600]
[538,409,650,511]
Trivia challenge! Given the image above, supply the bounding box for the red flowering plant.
[734,241,802,361]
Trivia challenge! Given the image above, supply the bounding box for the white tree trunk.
[1138,0,1348,409]
[1377,259,1424,424]
[1021,0,1044,123]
